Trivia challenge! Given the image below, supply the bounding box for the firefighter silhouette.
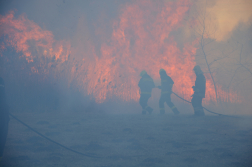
[0,77,9,161]
[138,70,155,114]
[191,65,206,116]
[158,69,179,115]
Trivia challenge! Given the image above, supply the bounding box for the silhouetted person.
[158,69,179,115]
[138,70,155,114]
[191,65,206,116]
[0,77,9,161]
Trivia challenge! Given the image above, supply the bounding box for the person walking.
[158,69,179,115]
[138,70,155,114]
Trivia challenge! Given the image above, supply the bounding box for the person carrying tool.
[138,70,155,114]
[0,77,9,162]
[191,65,206,116]
[158,69,179,115]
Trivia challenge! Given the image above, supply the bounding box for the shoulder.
[146,75,154,81]
[167,75,173,82]
[146,74,152,79]
[197,74,206,82]
[138,77,143,83]
[199,74,206,79]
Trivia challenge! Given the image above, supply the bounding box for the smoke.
[188,0,252,41]
[0,0,252,114]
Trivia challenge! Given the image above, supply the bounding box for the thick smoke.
[191,0,252,41]
[0,0,252,114]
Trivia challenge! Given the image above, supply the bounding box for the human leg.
[191,95,204,116]
[159,95,166,114]
[165,94,179,115]
[140,94,150,114]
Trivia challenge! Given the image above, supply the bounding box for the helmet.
[159,69,166,74]
[140,70,147,77]
[193,65,202,74]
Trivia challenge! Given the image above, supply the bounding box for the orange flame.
[0,1,240,105]
[0,11,70,71]
[75,0,240,103]
[71,0,195,103]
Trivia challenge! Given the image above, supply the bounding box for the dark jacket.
[160,74,174,94]
[193,73,206,98]
[138,74,155,94]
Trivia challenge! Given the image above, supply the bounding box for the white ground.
[1,111,252,167]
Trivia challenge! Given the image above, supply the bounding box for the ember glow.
[0,0,240,105]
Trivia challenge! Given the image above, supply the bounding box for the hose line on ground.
[171,91,227,116]
[8,112,101,158]
[8,92,232,158]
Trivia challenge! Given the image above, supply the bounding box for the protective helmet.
[193,65,202,74]
[140,70,147,77]
[159,69,166,74]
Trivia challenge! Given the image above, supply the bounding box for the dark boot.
[194,108,205,116]
[198,108,205,116]
[142,110,147,115]
[172,107,180,115]
[146,106,153,114]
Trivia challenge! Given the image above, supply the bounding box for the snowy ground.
[1,111,252,167]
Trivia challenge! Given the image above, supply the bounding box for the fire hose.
[171,91,229,116]
[8,112,101,158]
[8,92,229,158]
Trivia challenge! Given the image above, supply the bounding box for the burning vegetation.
[0,0,242,107]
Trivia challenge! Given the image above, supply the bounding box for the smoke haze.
[0,0,252,114]
[1,1,252,167]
